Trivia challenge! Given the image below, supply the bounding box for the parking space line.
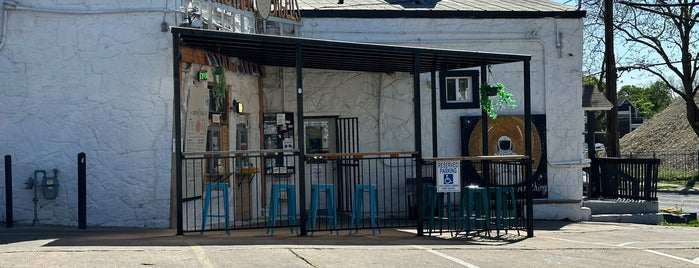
[183,238,214,268]
[543,236,698,265]
[411,245,480,268]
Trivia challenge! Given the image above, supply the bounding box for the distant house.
[582,85,613,158]
[617,98,644,137]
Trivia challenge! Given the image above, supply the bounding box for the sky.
[551,0,658,88]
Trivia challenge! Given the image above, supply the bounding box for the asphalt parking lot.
[1,220,697,267]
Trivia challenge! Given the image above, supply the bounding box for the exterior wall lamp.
[232,100,243,114]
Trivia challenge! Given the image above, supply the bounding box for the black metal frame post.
[480,65,489,156]
[524,60,534,238]
[431,70,437,157]
[414,52,424,236]
[4,155,12,228]
[78,152,86,229]
[296,44,307,236]
[173,34,184,236]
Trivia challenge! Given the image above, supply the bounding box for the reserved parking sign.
[436,160,461,193]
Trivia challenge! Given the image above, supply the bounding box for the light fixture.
[232,100,244,114]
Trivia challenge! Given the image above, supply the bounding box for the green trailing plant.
[211,66,227,112]
[480,82,517,119]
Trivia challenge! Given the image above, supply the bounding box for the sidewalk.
[658,182,699,195]
[1,221,697,267]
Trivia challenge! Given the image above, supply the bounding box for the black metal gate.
[589,157,660,201]
[336,117,359,211]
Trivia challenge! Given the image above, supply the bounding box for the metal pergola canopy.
[171,27,531,73]
[171,26,535,237]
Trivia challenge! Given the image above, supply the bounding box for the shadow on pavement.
[0,221,575,247]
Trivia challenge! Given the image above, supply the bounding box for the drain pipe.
[0,1,10,51]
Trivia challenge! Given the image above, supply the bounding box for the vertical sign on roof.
[436,160,461,193]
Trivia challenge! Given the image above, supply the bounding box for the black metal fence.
[305,152,417,232]
[181,150,418,234]
[625,150,698,183]
[588,157,660,201]
[420,157,530,236]
[180,151,532,236]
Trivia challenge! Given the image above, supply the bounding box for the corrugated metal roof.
[298,0,585,18]
[172,27,531,74]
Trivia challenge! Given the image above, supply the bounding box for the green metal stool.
[490,186,518,235]
[459,186,489,235]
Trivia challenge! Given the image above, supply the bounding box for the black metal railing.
[305,151,418,232]
[626,150,698,183]
[181,150,418,234]
[180,151,535,236]
[181,150,301,233]
[589,157,659,201]
[420,157,530,236]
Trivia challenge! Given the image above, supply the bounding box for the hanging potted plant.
[480,82,517,119]
[211,66,227,112]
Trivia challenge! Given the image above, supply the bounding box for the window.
[304,117,337,154]
[439,70,480,109]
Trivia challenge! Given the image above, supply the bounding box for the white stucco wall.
[264,67,415,153]
[298,17,587,220]
[0,0,587,227]
[0,1,184,227]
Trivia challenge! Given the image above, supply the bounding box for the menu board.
[184,85,209,153]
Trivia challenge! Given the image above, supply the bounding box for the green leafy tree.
[618,81,672,118]
[613,1,699,138]
[579,1,699,140]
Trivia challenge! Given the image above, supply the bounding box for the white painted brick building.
[0,0,587,227]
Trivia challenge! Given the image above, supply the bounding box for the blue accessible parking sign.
[436,160,461,193]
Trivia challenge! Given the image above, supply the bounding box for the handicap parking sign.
[443,174,454,185]
[436,160,460,193]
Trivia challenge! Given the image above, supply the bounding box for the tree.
[614,1,699,138]
[618,80,672,117]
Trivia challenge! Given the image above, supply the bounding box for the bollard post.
[4,155,12,228]
[78,152,86,229]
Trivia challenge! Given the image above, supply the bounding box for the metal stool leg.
[201,183,213,235]
[287,185,297,234]
[267,184,280,235]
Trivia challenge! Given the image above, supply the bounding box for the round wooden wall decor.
[468,115,543,170]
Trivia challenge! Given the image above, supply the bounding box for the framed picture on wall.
[439,70,480,109]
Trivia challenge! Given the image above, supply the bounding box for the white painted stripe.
[641,249,696,265]
[542,236,698,265]
[412,245,480,268]
[184,238,214,268]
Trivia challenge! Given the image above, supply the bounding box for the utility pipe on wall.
[4,155,12,228]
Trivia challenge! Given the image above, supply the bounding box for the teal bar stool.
[201,182,230,235]
[490,186,518,235]
[307,184,338,235]
[459,186,489,235]
[266,183,297,235]
[424,186,457,235]
[349,184,380,235]
[424,185,438,233]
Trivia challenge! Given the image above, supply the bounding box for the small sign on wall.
[436,160,461,193]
